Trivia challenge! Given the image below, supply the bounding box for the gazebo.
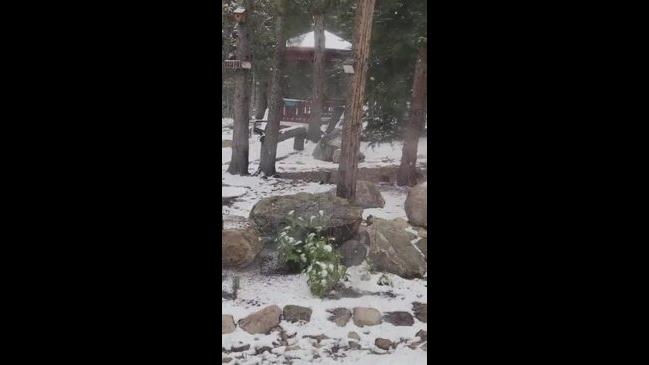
[279,30,352,123]
[285,30,351,62]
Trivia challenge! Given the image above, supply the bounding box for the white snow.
[222,264,427,364]
[222,118,428,363]
[222,186,247,198]
[286,30,352,51]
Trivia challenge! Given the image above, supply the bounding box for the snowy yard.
[222,265,427,364]
[222,118,428,364]
[222,118,427,220]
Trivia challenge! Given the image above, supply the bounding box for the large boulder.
[312,129,342,161]
[222,216,263,269]
[249,192,363,243]
[367,218,427,278]
[238,305,282,335]
[339,239,367,267]
[328,180,384,209]
[405,182,427,228]
[332,149,342,163]
[313,129,365,162]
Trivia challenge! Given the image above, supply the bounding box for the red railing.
[281,99,343,123]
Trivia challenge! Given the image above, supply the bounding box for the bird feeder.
[342,58,355,74]
[224,60,252,71]
[232,7,247,23]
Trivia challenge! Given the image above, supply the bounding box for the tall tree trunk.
[227,0,253,175]
[397,45,427,186]
[254,77,268,119]
[336,0,376,201]
[257,0,286,176]
[307,13,326,142]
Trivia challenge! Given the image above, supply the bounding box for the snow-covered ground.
[222,118,428,364]
[222,265,427,364]
[222,118,426,219]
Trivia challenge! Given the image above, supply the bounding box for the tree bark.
[336,0,376,201]
[307,13,326,142]
[227,0,253,175]
[257,0,286,176]
[397,46,427,187]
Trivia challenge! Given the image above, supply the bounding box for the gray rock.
[222,314,236,334]
[355,226,370,245]
[327,307,352,327]
[222,226,263,269]
[348,341,361,350]
[412,302,427,323]
[313,129,365,162]
[231,343,250,352]
[405,182,427,228]
[283,305,312,323]
[366,218,427,278]
[328,180,384,209]
[375,338,393,350]
[416,329,427,341]
[348,331,361,341]
[415,238,427,260]
[312,130,342,161]
[383,311,414,326]
[353,180,385,208]
[339,240,368,267]
[332,148,342,163]
[238,305,282,335]
[249,192,363,243]
[352,307,382,327]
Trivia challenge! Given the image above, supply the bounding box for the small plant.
[377,273,392,287]
[275,210,347,297]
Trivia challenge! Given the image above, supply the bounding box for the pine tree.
[227,0,254,175]
[363,0,427,144]
[336,0,376,201]
[397,42,427,186]
[306,0,330,142]
[257,0,288,176]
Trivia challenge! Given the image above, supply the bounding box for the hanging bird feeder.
[342,58,355,74]
[224,60,252,71]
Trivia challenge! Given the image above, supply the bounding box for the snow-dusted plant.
[275,210,347,297]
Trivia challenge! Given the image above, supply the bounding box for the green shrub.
[275,210,347,297]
